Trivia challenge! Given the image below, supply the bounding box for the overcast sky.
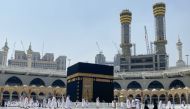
[0,0,190,67]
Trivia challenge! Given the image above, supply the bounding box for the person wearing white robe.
[19,96,23,108]
[75,100,79,108]
[35,100,39,109]
[24,97,28,108]
[131,99,136,109]
[166,100,172,109]
[120,101,125,109]
[57,99,61,108]
[126,98,132,109]
[162,102,167,109]
[65,96,72,109]
[135,99,141,109]
[181,101,187,109]
[6,101,10,107]
[82,98,86,108]
[85,100,89,108]
[158,100,163,109]
[51,96,57,109]
[22,97,25,108]
[42,98,46,108]
[29,98,34,108]
[96,97,100,108]
[61,97,65,108]
[48,98,51,108]
[111,100,115,108]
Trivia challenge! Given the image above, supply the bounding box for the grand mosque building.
[0,2,190,105]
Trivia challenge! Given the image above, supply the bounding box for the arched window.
[174,94,180,104]
[181,93,186,103]
[159,94,166,101]
[31,92,37,100]
[38,92,45,100]
[148,81,164,89]
[3,91,10,101]
[55,93,62,99]
[21,92,28,97]
[169,79,185,89]
[52,80,65,88]
[168,94,173,103]
[151,94,158,104]
[113,82,121,90]
[39,92,45,96]
[12,91,19,101]
[127,81,142,89]
[144,95,150,104]
[47,93,53,98]
[5,76,23,86]
[30,78,45,86]
[128,94,133,98]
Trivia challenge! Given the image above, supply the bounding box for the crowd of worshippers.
[114,95,188,109]
[0,96,102,109]
[143,99,188,109]
[0,95,189,109]
[1,96,72,108]
[112,95,141,109]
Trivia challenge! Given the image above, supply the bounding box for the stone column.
[180,96,182,104]
[10,92,12,101]
[172,95,174,104]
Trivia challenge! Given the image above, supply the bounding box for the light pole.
[186,55,189,67]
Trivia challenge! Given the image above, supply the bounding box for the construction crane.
[67,58,71,67]
[11,42,16,59]
[41,41,44,57]
[96,42,103,54]
[150,42,154,54]
[112,41,120,54]
[144,26,150,54]
[21,40,26,53]
[132,43,136,56]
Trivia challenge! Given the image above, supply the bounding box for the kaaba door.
[82,77,93,101]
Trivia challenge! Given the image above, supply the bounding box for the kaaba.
[67,62,113,102]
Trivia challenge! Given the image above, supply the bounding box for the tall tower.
[153,3,167,54]
[27,43,33,68]
[120,9,132,57]
[176,37,185,67]
[95,52,106,65]
[2,39,9,66]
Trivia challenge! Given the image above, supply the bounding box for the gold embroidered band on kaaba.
[67,72,113,80]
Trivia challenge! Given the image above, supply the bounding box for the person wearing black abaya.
[153,100,158,109]
[144,100,149,109]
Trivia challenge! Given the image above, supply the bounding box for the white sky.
[0,0,189,67]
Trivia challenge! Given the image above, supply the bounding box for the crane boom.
[21,40,26,53]
[112,41,120,54]
[42,41,44,57]
[11,42,16,59]
[96,42,103,54]
[144,26,150,54]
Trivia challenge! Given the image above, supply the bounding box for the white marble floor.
[0,106,189,109]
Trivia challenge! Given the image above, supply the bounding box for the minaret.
[120,9,132,57]
[153,3,167,54]
[2,39,9,66]
[27,43,33,68]
[176,37,185,67]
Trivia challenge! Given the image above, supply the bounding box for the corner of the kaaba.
[66,62,114,102]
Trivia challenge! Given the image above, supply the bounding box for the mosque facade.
[0,2,190,106]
